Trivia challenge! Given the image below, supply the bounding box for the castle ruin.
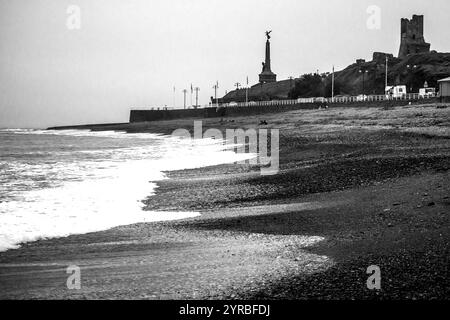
[398,15,430,59]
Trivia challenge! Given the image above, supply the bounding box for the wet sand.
[0,103,449,299]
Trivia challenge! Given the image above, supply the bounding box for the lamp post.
[245,76,249,105]
[213,81,219,108]
[406,64,418,93]
[331,66,335,103]
[359,68,369,96]
[194,87,200,108]
[182,89,187,109]
[288,76,294,88]
[385,56,389,92]
[173,86,176,109]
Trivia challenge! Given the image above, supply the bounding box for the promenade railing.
[218,93,435,108]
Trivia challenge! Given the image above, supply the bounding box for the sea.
[0,129,253,252]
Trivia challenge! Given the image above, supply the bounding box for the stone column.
[265,40,271,72]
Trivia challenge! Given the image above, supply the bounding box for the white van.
[419,88,436,98]
[385,85,407,98]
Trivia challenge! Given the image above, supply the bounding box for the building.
[385,85,407,98]
[372,52,394,64]
[438,77,450,102]
[398,15,431,59]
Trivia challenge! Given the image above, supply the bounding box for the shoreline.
[0,103,449,299]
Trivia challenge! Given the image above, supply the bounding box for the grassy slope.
[222,52,450,101]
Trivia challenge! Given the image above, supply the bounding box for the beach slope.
[1,103,449,299]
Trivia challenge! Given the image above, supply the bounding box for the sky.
[0,0,449,128]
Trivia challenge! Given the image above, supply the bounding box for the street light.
[213,81,219,108]
[182,89,187,109]
[173,86,176,109]
[194,87,200,108]
[359,69,369,96]
[406,64,418,93]
[385,56,389,92]
[245,76,249,105]
[331,66,335,102]
[288,76,294,87]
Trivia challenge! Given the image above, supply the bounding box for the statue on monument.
[265,30,272,40]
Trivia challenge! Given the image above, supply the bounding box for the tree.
[288,73,325,98]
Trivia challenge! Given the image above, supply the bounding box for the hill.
[220,51,450,102]
[219,79,294,103]
[329,51,450,97]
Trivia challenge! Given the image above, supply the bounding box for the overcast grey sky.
[1,0,449,128]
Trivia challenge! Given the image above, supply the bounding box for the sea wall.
[129,98,438,123]
[129,104,322,122]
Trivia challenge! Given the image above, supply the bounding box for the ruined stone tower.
[398,15,430,59]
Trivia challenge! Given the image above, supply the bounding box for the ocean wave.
[0,128,164,139]
[0,134,256,252]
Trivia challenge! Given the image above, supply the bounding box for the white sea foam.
[0,130,255,252]
[1,128,166,139]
